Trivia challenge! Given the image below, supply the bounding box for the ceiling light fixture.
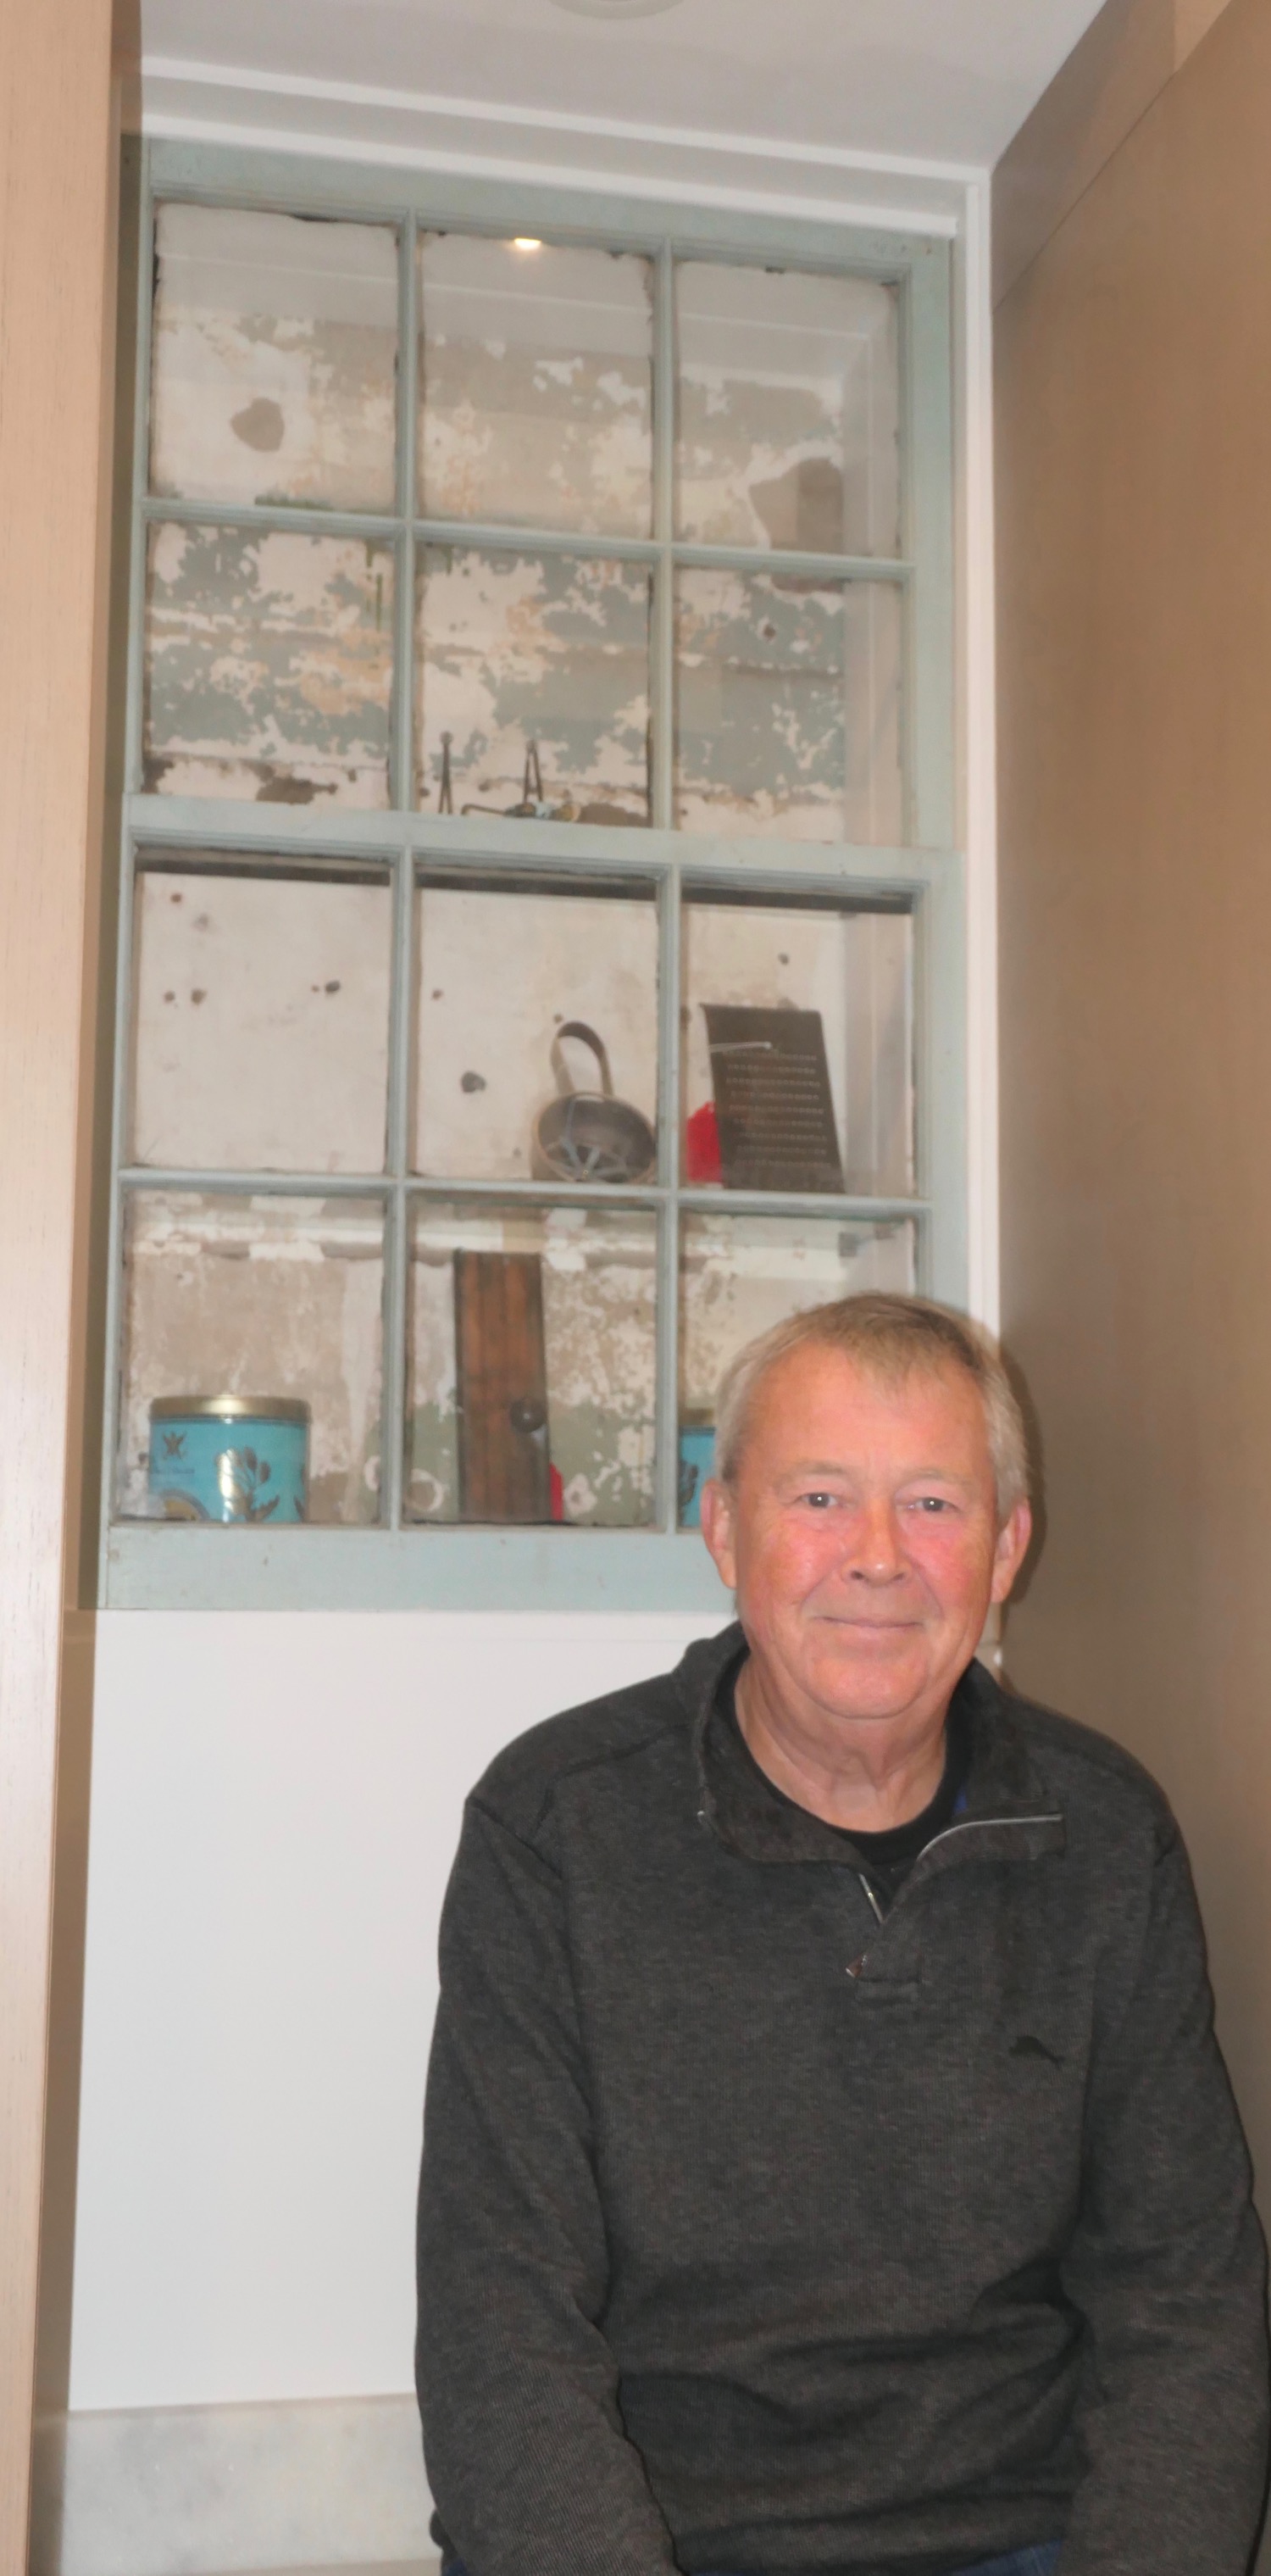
[513,237,544,250]
[550,0,685,18]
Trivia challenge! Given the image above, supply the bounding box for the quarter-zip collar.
[679,1620,1065,1874]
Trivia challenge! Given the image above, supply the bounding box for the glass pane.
[407,1201,657,1526]
[144,523,394,804]
[679,1212,916,1526]
[150,203,398,512]
[130,858,391,1175]
[117,1193,385,1525]
[413,874,658,1182]
[675,261,900,557]
[416,547,650,822]
[681,893,913,1198]
[674,569,902,844]
[419,233,653,536]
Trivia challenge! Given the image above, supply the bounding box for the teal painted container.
[148,1395,310,1524]
[678,1420,716,1530]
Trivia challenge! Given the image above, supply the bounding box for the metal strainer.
[530,1021,656,1186]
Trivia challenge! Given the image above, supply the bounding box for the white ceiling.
[142,0,1108,171]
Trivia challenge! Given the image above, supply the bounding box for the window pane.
[117,1193,385,1525]
[407,1201,657,1526]
[681,893,913,1198]
[679,1210,916,1525]
[150,204,398,512]
[130,857,391,1175]
[416,546,650,822]
[675,569,902,843]
[413,873,658,1182]
[675,261,900,556]
[419,233,653,537]
[144,523,394,804]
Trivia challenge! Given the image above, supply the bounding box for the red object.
[685,1100,722,1183]
[549,1463,565,1522]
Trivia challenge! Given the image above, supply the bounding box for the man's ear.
[990,1499,1032,1605]
[699,1477,739,1592]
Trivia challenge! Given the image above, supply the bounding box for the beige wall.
[993,0,1236,303]
[996,0,1271,2274]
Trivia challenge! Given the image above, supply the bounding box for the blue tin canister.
[678,1420,716,1530]
[148,1395,310,1524]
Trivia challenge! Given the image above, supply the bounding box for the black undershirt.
[724,1662,972,1911]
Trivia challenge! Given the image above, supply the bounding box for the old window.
[102,147,958,1611]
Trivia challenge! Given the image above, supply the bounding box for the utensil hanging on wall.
[459,737,647,826]
[704,1004,844,1193]
[531,1021,656,1185]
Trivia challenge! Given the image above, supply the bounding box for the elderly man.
[416,1294,1268,2576]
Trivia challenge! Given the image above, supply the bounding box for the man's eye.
[910,1495,953,1513]
[802,1490,836,1510]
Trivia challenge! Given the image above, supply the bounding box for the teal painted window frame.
[101,139,961,1614]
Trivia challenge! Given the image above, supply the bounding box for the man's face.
[700,1344,1032,1734]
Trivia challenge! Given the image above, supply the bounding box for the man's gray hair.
[713,1293,1029,1523]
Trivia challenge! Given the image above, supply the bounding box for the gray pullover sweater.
[416,1624,1269,2576]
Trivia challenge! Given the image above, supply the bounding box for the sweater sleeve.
[1057,1821,1269,2573]
[415,1793,680,2576]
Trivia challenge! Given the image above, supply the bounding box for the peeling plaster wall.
[119,854,913,1528]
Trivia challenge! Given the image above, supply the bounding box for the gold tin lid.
[150,1394,311,1424]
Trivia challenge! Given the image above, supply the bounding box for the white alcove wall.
[69,1606,727,2411]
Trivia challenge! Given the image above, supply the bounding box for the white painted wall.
[69,1608,725,2409]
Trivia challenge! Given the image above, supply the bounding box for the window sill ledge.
[103,1520,735,1614]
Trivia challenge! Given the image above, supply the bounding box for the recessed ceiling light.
[551,0,685,17]
[513,237,543,251]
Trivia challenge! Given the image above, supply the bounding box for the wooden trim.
[991,0,1239,308]
[0,0,124,2551]
[996,23,1271,2551]
[1174,0,1237,63]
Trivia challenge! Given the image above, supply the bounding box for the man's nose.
[846,1496,907,1582]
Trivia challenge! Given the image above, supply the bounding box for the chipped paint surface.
[419,233,652,536]
[122,223,927,1542]
[414,882,658,1180]
[681,899,913,1195]
[131,861,392,1174]
[675,570,902,842]
[407,1205,657,1526]
[144,523,395,804]
[417,547,650,818]
[150,203,398,512]
[675,262,900,558]
[119,1195,385,1525]
[680,1214,916,1425]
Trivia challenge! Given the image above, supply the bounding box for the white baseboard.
[31,2395,438,2576]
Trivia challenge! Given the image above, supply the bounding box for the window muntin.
[106,154,957,1608]
[140,204,913,849]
